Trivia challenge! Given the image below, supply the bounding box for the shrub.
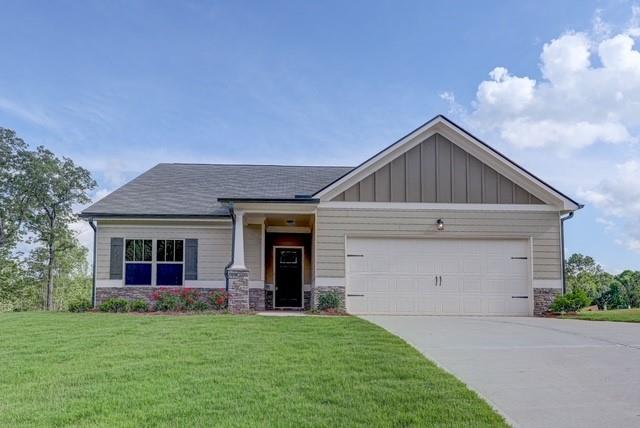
[99,298,129,313]
[152,289,183,312]
[128,299,149,313]
[550,289,592,313]
[208,290,228,310]
[318,291,343,311]
[179,288,201,310]
[68,298,92,313]
[192,300,209,311]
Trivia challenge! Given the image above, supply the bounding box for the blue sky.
[1,0,639,271]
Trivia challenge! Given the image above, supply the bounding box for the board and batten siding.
[333,133,544,205]
[315,207,562,281]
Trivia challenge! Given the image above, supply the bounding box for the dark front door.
[275,247,303,307]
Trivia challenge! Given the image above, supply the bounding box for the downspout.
[224,204,236,292]
[560,211,575,294]
[88,219,97,308]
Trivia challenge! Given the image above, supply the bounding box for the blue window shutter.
[109,238,124,280]
[185,239,198,280]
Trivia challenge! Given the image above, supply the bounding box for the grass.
[0,313,506,427]
[567,308,640,323]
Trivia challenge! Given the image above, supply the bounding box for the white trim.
[273,245,305,309]
[229,210,246,270]
[184,280,225,288]
[155,238,185,286]
[124,238,154,286]
[98,224,231,229]
[96,279,123,288]
[266,226,312,234]
[260,221,265,282]
[313,117,579,211]
[93,217,231,223]
[232,203,317,214]
[319,201,559,212]
[249,280,265,289]
[315,277,345,287]
[533,279,563,290]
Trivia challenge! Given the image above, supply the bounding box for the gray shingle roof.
[81,163,353,217]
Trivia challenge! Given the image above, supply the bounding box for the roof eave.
[78,213,231,219]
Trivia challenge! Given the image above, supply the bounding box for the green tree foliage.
[26,236,91,311]
[565,253,612,302]
[20,146,96,310]
[0,127,96,311]
[0,128,30,250]
[565,253,640,310]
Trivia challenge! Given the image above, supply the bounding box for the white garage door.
[346,237,531,316]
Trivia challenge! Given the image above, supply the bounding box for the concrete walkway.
[362,316,640,428]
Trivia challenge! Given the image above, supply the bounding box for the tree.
[0,128,30,250]
[21,147,95,310]
[615,270,640,308]
[565,253,611,302]
[26,236,91,311]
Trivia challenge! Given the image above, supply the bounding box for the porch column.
[230,210,246,270]
[227,209,250,313]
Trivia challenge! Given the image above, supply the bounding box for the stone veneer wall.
[95,287,224,306]
[249,289,265,312]
[312,286,346,309]
[533,288,561,316]
[303,291,311,310]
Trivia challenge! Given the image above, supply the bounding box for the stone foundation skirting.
[95,287,225,307]
[534,288,561,316]
[312,286,346,309]
[249,288,265,312]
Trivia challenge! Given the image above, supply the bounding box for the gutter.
[224,204,236,292]
[216,197,319,204]
[560,209,580,294]
[88,219,97,308]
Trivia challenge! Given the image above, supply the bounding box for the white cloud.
[460,15,640,151]
[540,32,591,84]
[579,160,640,252]
[442,8,640,258]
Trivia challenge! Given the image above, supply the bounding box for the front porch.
[227,203,317,313]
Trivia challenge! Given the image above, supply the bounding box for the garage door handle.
[347,254,364,257]
[512,296,529,299]
[347,294,364,297]
[511,257,528,260]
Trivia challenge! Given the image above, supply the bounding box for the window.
[156,239,184,286]
[125,239,152,285]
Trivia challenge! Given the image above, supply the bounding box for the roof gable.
[332,132,545,205]
[314,115,580,211]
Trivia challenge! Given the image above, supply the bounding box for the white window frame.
[124,238,153,286]
[155,239,185,287]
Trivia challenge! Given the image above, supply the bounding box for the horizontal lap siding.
[96,222,232,281]
[244,224,262,281]
[316,208,561,280]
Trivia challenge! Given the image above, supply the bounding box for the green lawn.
[569,308,640,322]
[0,313,506,427]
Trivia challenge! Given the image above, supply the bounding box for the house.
[80,115,581,316]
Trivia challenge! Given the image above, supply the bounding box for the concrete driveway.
[362,316,640,428]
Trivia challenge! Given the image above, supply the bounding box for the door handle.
[435,276,438,287]
[439,275,442,286]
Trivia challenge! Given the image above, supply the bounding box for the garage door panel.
[462,296,483,314]
[346,237,531,316]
